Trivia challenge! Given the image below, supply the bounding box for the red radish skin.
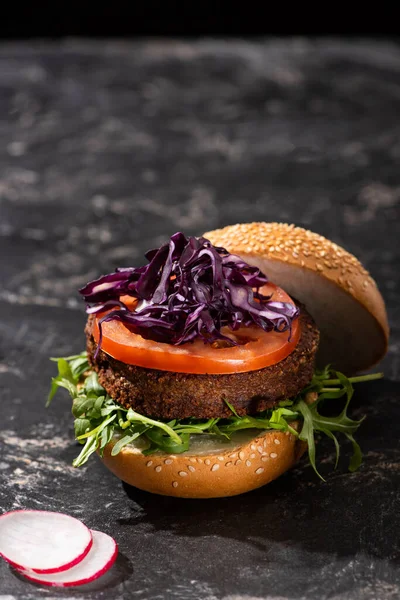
[0,510,93,574]
[19,530,118,588]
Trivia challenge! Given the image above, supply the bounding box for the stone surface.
[0,38,399,599]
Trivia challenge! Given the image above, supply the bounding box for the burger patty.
[85,303,319,420]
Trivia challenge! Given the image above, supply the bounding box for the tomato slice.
[91,282,300,374]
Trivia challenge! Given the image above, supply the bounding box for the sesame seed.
[250,453,256,459]
[257,446,263,454]
[250,444,256,451]
[270,453,278,459]
[229,453,237,459]
[217,456,224,461]
[225,461,232,467]
[188,465,195,473]
[146,461,153,467]
[261,456,269,462]
[178,471,187,477]
[165,459,173,465]
[211,464,220,472]
[197,458,203,463]
[189,457,197,463]
[255,467,264,475]
[155,466,162,473]
[239,451,245,461]
[205,459,211,465]
[172,481,178,488]
[246,460,252,467]
[235,459,242,466]
[274,439,281,445]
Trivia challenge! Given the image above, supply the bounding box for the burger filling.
[48,233,383,479]
[48,349,382,480]
[84,302,318,420]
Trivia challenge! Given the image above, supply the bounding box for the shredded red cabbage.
[79,232,299,353]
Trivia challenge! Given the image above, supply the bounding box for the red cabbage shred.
[79,232,299,353]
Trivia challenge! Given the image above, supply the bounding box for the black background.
[1,5,400,39]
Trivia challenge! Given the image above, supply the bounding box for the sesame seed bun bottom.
[99,429,307,498]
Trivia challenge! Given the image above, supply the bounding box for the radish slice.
[0,510,92,574]
[19,530,118,587]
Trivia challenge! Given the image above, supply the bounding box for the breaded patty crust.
[85,303,319,420]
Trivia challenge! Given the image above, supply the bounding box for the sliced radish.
[19,530,118,587]
[0,510,92,574]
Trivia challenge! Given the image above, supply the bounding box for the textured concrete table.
[0,39,399,600]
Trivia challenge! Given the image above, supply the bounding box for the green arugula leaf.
[86,396,106,419]
[323,372,384,386]
[173,418,219,435]
[72,435,98,467]
[320,428,340,469]
[69,354,90,381]
[101,404,120,417]
[84,371,104,395]
[346,433,363,472]
[269,406,299,424]
[209,422,230,439]
[76,414,117,441]
[74,417,92,439]
[47,356,84,406]
[126,408,183,446]
[47,379,60,407]
[224,400,240,418]
[48,376,77,404]
[144,429,190,454]
[294,369,367,477]
[99,424,115,452]
[72,396,97,418]
[111,430,145,456]
[57,358,74,380]
[278,399,294,407]
[297,400,322,480]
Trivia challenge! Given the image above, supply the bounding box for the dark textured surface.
[0,38,399,600]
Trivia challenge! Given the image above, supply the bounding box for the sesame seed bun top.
[203,222,389,374]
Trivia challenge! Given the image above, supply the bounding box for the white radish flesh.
[19,530,118,587]
[0,510,92,573]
